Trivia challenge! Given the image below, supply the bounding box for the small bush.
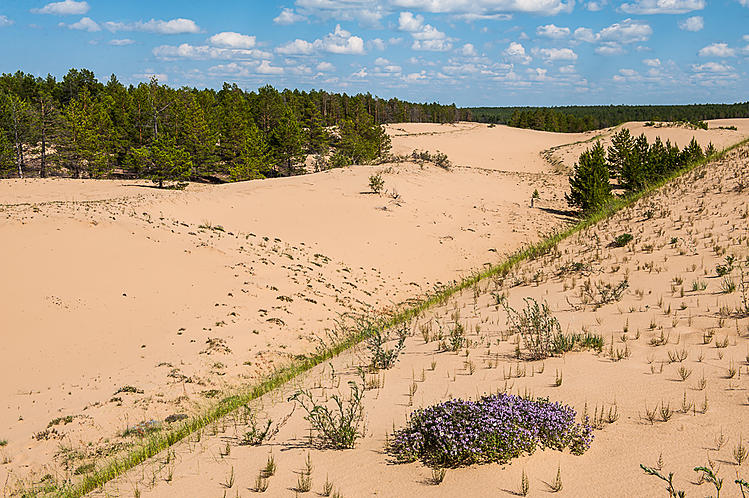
[502,298,561,360]
[366,325,406,370]
[612,233,633,247]
[388,394,593,467]
[368,173,385,194]
[291,378,365,449]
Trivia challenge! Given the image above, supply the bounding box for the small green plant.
[430,467,447,485]
[612,233,633,247]
[263,453,277,476]
[296,453,313,492]
[502,297,561,360]
[549,464,563,492]
[520,469,530,496]
[734,437,748,466]
[366,325,406,370]
[640,464,685,497]
[368,173,385,194]
[322,475,334,496]
[291,377,366,449]
[694,465,722,497]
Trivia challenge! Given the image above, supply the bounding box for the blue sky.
[0,0,747,106]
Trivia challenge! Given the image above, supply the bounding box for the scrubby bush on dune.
[388,393,593,467]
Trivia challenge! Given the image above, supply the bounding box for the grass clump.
[388,393,593,467]
[291,378,365,449]
[612,233,634,247]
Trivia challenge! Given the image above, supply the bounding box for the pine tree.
[61,87,113,178]
[128,136,192,188]
[566,141,611,212]
[230,121,270,181]
[270,106,304,176]
[305,103,329,155]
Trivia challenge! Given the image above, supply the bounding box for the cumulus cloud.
[133,71,168,82]
[533,47,578,61]
[397,11,452,51]
[586,0,608,10]
[316,61,335,71]
[62,16,99,31]
[573,27,596,42]
[598,19,652,43]
[678,15,703,31]
[504,41,532,64]
[293,0,387,26]
[277,25,365,55]
[109,38,134,46]
[104,18,200,35]
[256,60,284,74]
[643,57,660,66]
[391,0,574,15]
[32,0,89,15]
[698,42,735,57]
[460,43,477,56]
[208,32,256,49]
[620,0,704,14]
[0,15,14,26]
[153,43,271,60]
[692,61,734,72]
[536,24,570,38]
[368,38,386,50]
[274,8,307,24]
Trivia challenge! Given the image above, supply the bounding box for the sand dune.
[1,121,748,494]
[92,142,749,498]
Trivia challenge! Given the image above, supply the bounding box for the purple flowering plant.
[388,393,593,467]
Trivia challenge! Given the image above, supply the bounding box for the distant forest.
[0,68,469,183]
[468,104,749,133]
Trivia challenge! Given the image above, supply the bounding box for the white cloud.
[368,38,386,50]
[277,39,315,55]
[460,43,477,56]
[391,0,574,15]
[744,35,749,41]
[276,25,365,55]
[533,47,578,61]
[109,38,134,46]
[104,18,200,35]
[397,11,451,50]
[294,0,386,26]
[256,60,284,74]
[404,71,427,81]
[0,15,13,26]
[133,72,168,82]
[598,19,652,44]
[643,57,660,66]
[32,0,89,15]
[453,13,512,21]
[574,27,596,42]
[62,16,100,32]
[559,64,576,73]
[413,39,452,51]
[398,11,424,31]
[595,43,625,55]
[620,0,704,14]
[316,61,335,71]
[698,42,735,57]
[153,43,271,60]
[504,41,531,64]
[208,32,256,49]
[536,24,570,38]
[678,16,703,31]
[352,68,368,78]
[274,8,307,24]
[586,0,608,10]
[692,61,734,72]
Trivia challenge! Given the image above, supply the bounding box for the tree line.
[0,68,468,184]
[469,103,749,133]
[566,129,711,212]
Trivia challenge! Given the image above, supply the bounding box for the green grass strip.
[58,136,749,497]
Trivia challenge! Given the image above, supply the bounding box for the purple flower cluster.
[388,393,593,467]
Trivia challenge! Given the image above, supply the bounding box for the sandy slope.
[93,143,749,498]
[1,120,748,494]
